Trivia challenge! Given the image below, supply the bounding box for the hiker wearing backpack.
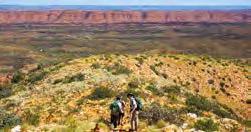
[127,93,142,132]
[110,96,123,128]
[118,98,125,126]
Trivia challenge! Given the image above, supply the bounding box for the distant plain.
[0,23,250,74]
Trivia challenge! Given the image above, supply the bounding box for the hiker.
[110,96,122,128]
[127,93,142,132]
[118,97,125,126]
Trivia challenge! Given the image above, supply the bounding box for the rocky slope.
[0,53,249,131]
[0,10,250,25]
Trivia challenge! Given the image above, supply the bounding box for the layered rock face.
[0,10,250,24]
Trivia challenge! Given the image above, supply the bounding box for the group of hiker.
[110,93,142,132]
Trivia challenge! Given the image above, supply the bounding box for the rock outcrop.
[0,74,12,85]
[0,10,250,25]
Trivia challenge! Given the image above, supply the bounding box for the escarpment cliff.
[0,10,250,25]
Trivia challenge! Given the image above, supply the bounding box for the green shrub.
[155,62,164,67]
[186,94,237,119]
[76,97,87,106]
[146,84,163,96]
[139,103,183,125]
[0,85,12,99]
[53,78,63,84]
[89,87,115,100]
[23,110,40,126]
[183,106,202,116]
[186,95,213,111]
[63,73,85,83]
[106,63,132,75]
[27,70,47,83]
[135,57,144,65]
[91,63,101,69]
[53,73,85,84]
[150,65,159,75]
[243,120,251,128]
[194,118,219,132]
[208,79,214,85]
[212,107,233,119]
[163,85,181,94]
[11,71,24,83]
[0,109,20,129]
[128,79,141,89]
[220,82,225,88]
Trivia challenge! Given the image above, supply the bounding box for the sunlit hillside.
[0,53,249,131]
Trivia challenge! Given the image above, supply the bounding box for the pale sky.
[0,0,250,5]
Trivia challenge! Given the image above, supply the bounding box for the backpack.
[110,101,119,114]
[135,98,143,111]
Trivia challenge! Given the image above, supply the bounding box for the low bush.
[27,70,47,83]
[146,84,163,96]
[53,73,85,84]
[208,79,214,85]
[182,106,203,116]
[155,62,164,67]
[89,87,116,100]
[139,103,183,125]
[186,95,213,111]
[186,94,237,119]
[150,65,159,75]
[0,109,21,129]
[63,73,85,83]
[0,85,12,99]
[128,79,141,89]
[23,110,40,126]
[135,57,144,65]
[91,63,101,69]
[243,120,251,128]
[163,85,181,94]
[194,118,219,132]
[11,71,24,83]
[106,63,132,75]
[76,97,87,106]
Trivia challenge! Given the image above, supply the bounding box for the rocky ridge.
[0,10,250,25]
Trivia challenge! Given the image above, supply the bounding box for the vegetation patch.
[53,73,85,84]
[91,63,101,69]
[163,85,181,94]
[0,109,21,129]
[106,63,132,75]
[11,71,24,83]
[89,86,116,100]
[150,65,159,75]
[62,73,85,83]
[139,103,184,125]
[186,94,237,120]
[146,84,163,96]
[128,78,142,89]
[194,118,219,132]
[0,85,12,99]
[135,57,144,65]
[27,70,48,84]
[23,109,40,126]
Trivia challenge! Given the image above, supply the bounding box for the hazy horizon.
[0,0,250,6]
